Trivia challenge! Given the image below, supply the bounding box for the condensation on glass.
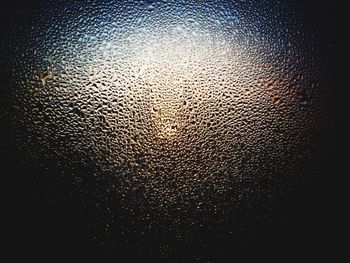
[1,0,332,238]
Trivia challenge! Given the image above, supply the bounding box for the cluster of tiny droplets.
[2,0,331,258]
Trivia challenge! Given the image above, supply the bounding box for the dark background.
[0,0,345,262]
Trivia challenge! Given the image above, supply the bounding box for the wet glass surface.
[0,0,341,261]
